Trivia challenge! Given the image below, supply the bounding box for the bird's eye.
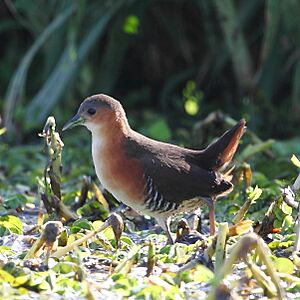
[87,108,96,115]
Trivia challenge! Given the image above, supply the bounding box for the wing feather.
[124,135,232,206]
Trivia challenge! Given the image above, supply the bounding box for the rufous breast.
[90,121,145,210]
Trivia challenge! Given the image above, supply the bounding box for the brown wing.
[140,152,232,205]
[124,135,232,210]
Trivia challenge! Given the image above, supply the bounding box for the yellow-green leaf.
[0,269,15,284]
[0,215,23,235]
[184,98,199,116]
[282,215,293,232]
[291,154,300,168]
[0,127,6,135]
[13,274,31,287]
[281,202,293,215]
[274,257,294,274]
[123,15,139,35]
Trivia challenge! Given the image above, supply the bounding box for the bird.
[63,94,246,244]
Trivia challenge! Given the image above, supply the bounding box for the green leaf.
[92,220,116,244]
[274,207,286,220]
[77,200,109,219]
[282,215,294,232]
[179,264,214,283]
[274,257,294,274]
[28,272,49,288]
[184,98,199,116]
[247,185,263,202]
[194,265,214,282]
[282,234,296,242]
[4,194,27,209]
[183,80,203,116]
[291,154,300,168]
[0,127,6,135]
[0,246,16,257]
[102,227,116,241]
[110,274,138,297]
[121,235,135,246]
[13,274,31,287]
[0,215,23,235]
[280,202,293,215]
[287,282,300,293]
[123,15,139,34]
[0,269,15,284]
[53,262,77,274]
[268,240,294,250]
[70,219,93,233]
[273,218,282,229]
[135,283,185,300]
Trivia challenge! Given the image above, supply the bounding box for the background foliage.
[0,0,300,142]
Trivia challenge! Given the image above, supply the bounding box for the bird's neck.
[90,116,131,150]
[90,117,130,186]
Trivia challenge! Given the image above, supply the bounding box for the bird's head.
[62,94,128,132]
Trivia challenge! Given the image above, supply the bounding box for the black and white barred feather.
[144,176,179,213]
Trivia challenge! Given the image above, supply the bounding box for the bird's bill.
[62,114,85,131]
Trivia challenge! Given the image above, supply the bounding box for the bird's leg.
[208,199,216,236]
[156,216,174,244]
[202,197,216,235]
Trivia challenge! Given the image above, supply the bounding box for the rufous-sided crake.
[63,94,246,244]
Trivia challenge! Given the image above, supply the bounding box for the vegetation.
[1,0,300,139]
[0,1,300,299]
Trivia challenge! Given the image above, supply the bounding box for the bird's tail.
[200,119,246,171]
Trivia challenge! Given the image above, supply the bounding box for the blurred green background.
[0,0,299,143]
